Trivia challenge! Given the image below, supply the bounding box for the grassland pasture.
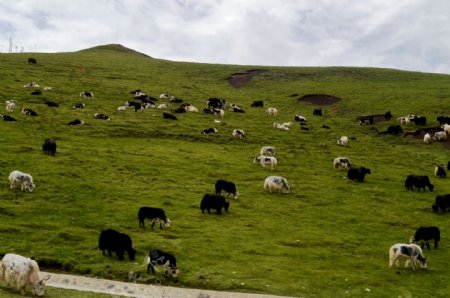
[1,44,450,297]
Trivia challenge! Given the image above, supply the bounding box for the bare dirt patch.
[227,69,267,89]
[403,127,442,139]
[297,94,342,105]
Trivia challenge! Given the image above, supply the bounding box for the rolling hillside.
[1,44,450,297]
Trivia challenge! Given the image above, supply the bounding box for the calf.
[5,100,16,112]
[200,194,229,214]
[126,101,144,112]
[432,194,450,212]
[424,133,432,144]
[389,243,427,271]
[337,136,348,146]
[215,179,239,200]
[21,108,37,116]
[98,229,136,260]
[68,119,84,125]
[45,101,59,107]
[147,249,179,278]
[251,100,263,107]
[410,226,440,250]
[42,138,56,156]
[138,207,170,229]
[387,125,403,135]
[333,157,351,169]
[202,127,217,134]
[80,91,94,98]
[411,116,427,126]
[163,112,177,120]
[0,253,50,296]
[253,156,277,170]
[266,107,278,116]
[294,115,307,122]
[405,175,434,191]
[232,129,245,139]
[28,57,37,64]
[1,114,16,121]
[9,170,35,192]
[94,113,110,120]
[260,146,276,157]
[347,167,371,182]
[72,103,85,109]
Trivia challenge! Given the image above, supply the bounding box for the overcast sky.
[1,0,450,74]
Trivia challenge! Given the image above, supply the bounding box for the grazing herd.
[3,59,450,296]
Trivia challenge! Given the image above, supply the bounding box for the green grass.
[1,44,450,297]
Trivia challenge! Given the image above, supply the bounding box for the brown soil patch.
[227,69,267,89]
[297,94,342,105]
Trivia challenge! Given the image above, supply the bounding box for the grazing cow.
[80,91,94,98]
[160,93,172,99]
[251,100,264,107]
[27,57,37,64]
[424,133,432,144]
[94,113,110,120]
[411,116,427,126]
[266,107,278,116]
[410,227,440,250]
[8,170,35,192]
[68,119,84,125]
[215,180,239,200]
[322,124,330,129]
[157,103,170,109]
[173,107,186,114]
[42,138,56,156]
[405,175,434,191]
[253,156,278,170]
[389,243,427,271]
[202,127,217,134]
[0,253,49,296]
[163,112,177,120]
[230,104,245,113]
[207,98,226,109]
[232,129,245,139]
[147,250,179,278]
[435,164,446,178]
[337,136,348,146]
[8,170,36,192]
[98,229,136,260]
[437,116,450,125]
[45,101,58,107]
[117,105,129,111]
[200,194,229,214]
[23,82,39,88]
[31,90,42,95]
[138,207,170,229]
[169,96,183,103]
[264,176,290,193]
[397,116,410,125]
[432,194,450,212]
[387,125,403,135]
[273,122,290,130]
[72,103,85,109]
[333,157,351,169]
[313,109,322,116]
[301,126,309,131]
[43,87,52,92]
[294,115,307,122]
[185,105,198,112]
[347,167,371,182]
[434,131,447,142]
[212,108,225,118]
[260,146,276,157]
[1,114,16,121]
[21,108,37,116]
[5,100,16,112]
[126,101,143,112]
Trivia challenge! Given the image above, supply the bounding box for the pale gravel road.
[43,271,295,298]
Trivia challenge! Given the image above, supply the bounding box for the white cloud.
[1,0,450,74]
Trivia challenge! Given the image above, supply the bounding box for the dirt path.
[43,271,293,298]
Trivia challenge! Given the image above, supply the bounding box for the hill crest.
[77,44,152,58]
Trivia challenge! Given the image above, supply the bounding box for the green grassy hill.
[1,44,450,297]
